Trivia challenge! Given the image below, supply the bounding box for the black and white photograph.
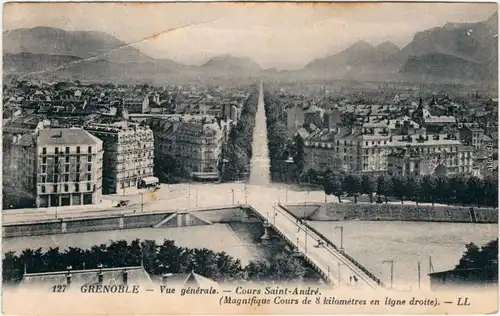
[1,2,498,314]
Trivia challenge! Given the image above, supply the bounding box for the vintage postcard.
[1,1,498,315]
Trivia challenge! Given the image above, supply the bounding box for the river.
[308,220,498,289]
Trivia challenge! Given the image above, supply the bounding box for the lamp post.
[230,188,235,205]
[284,156,294,203]
[337,262,349,286]
[334,225,344,251]
[382,259,394,289]
[187,181,191,210]
[140,191,144,212]
[304,226,308,254]
[272,204,278,225]
[221,158,229,182]
[244,181,248,204]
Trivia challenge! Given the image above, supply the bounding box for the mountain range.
[3,13,498,84]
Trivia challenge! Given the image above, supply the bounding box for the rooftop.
[38,128,101,146]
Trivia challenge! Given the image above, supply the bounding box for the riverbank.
[2,206,250,238]
[284,203,498,223]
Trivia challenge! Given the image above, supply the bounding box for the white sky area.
[3,2,497,70]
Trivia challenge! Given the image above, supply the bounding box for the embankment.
[284,203,498,224]
[3,206,253,238]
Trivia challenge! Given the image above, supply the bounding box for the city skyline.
[3,2,497,70]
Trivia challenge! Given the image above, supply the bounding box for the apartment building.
[150,115,230,180]
[85,114,154,194]
[36,128,103,207]
[387,142,476,177]
[123,95,150,114]
[302,117,475,177]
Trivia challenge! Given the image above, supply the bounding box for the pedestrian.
[349,276,352,284]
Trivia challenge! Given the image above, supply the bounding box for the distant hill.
[3,53,82,75]
[300,13,497,84]
[3,27,154,63]
[399,12,498,81]
[400,53,492,81]
[3,13,498,85]
[304,40,403,80]
[195,55,263,75]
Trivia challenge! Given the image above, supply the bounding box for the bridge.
[246,80,383,289]
[246,199,384,289]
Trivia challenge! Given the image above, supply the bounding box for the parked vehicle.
[138,176,160,190]
[115,200,129,207]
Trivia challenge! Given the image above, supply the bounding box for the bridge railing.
[277,203,385,288]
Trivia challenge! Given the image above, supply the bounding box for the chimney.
[66,266,72,286]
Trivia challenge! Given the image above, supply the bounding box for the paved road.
[246,82,379,289]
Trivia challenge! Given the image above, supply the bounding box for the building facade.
[302,119,476,177]
[150,115,230,180]
[35,127,104,207]
[85,118,154,194]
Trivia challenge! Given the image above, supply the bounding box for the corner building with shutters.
[36,128,103,207]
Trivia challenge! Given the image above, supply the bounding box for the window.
[64,184,69,192]
[41,175,46,183]
[76,174,80,182]
[54,175,59,183]
[41,185,46,193]
[365,142,368,146]
[88,155,92,162]
[87,164,91,172]
[87,183,91,191]
[87,174,91,181]
[77,146,80,154]
[55,157,59,164]
[54,185,58,193]
[42,157,47,164]
[42,147,47,155]
[88,146,92,153]
[55,147,59,154]
[42,166,46,173]
[54,166,59,173]
[75,183,79,192]
[65,156,70,163]
[65,174,69,182]
[77,164,80,171]
[65,165,69,173]
[65,147,70,154]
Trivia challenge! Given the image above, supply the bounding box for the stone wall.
[3,207,249,238]
[282,203,498,224]
[65,217,121,233]
[123,213,170,229]
[306,203,498,223]
[3,221,61,238]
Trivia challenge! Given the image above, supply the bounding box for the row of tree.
[323,171,498,207]
[3,239,310,284]
[263,91,292,181]
[221,89,259,182]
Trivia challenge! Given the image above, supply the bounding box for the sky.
[3,2,497,70]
